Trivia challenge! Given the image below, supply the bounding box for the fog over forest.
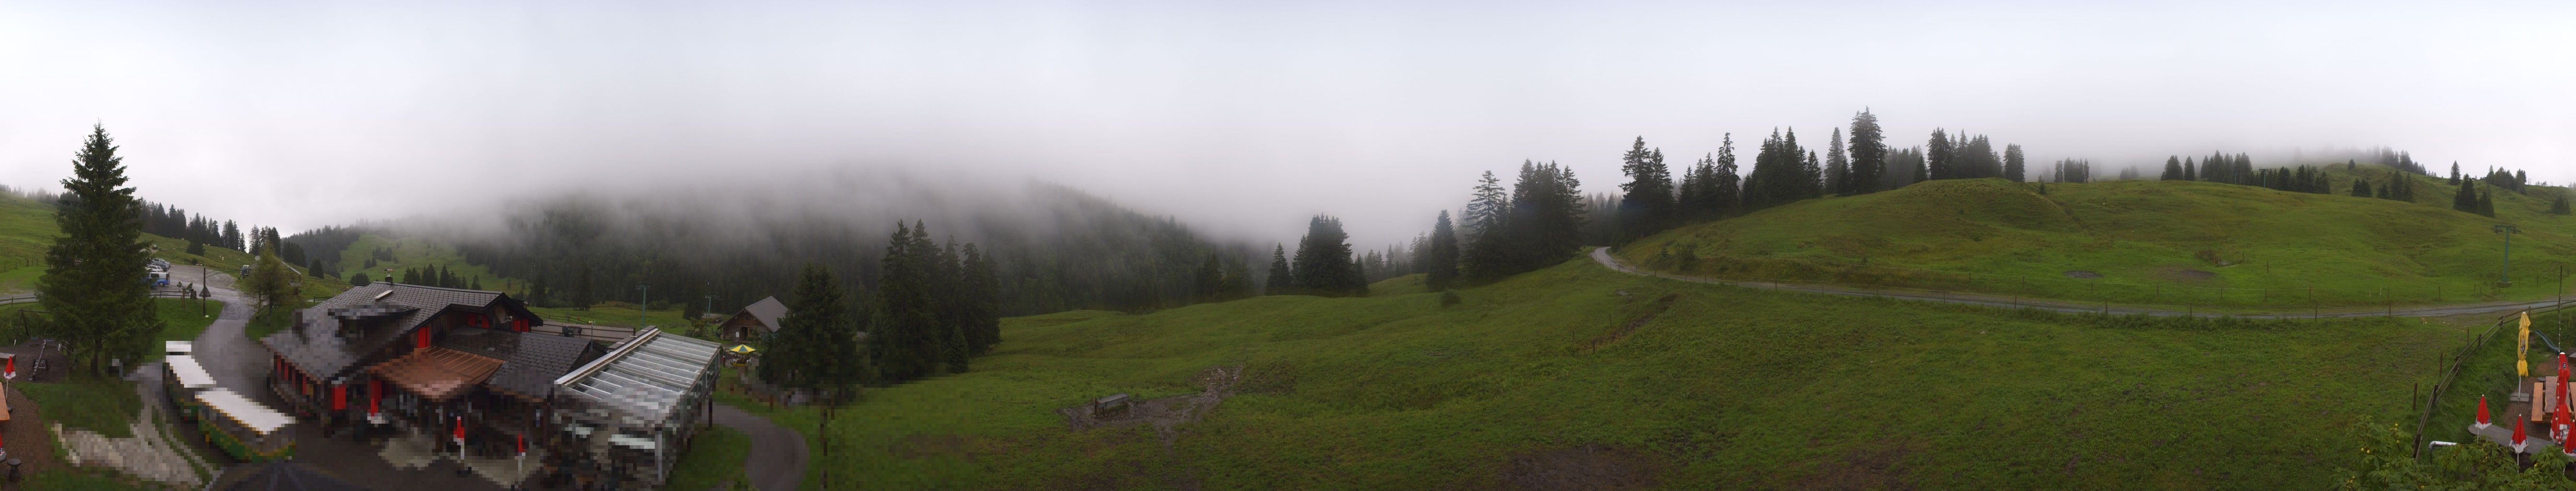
[2,2,2569,247]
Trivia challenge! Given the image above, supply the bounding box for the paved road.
[1589,247,2565,319]
[714,404,808,491]
[181,267,268,397]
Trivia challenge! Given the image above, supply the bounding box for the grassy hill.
[724,258,2456,490]
[1620,169,2576,309]
[0,191,261,292]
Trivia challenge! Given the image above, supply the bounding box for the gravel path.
[1589,246,2564,319]
[715,404,808,491]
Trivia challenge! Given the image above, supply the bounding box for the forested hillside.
[290,180,1254,316]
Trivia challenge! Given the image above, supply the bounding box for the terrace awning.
[368,347,505,401]
[554,329,720,426]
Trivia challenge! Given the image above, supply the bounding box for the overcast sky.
[2,1,2570,247]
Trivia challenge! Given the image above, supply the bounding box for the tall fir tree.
[2350,177,2371,197]
[2453,179,2479,214]
[39,125,162,375]
[873,222,941,383]
[2478,185,2496,217]
[2182,157,2196,182]
[1289,215,1365,297]
[2001,143,2025,182]
[1844,109,1885,195]
[1460,171,1513,281]
[1425,210,1460,291]
[2162,156,2183,181]
[1925,129,1954,180]
[1264,244,1294,293]
[1615,137,1675,240]
[761,264,869,401]
[1825,127,1849,194]
[1710,134,1742,215]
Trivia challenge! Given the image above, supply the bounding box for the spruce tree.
[2001,143,2025,183]
[1711,134,1742,214]
[1844,109,1885,194]
[2450,162,2461,186]
[2552,192,2572,215]
[1825,128,1849,193]
[1265,244,1293,294]
[1676,155,1705,221]
[1615,137,1675,240]
[763,264,868,401]
[1925,129,1953,180]
[1290,215,1364,297]
[935,240,968,374]
[1425,210,1460,292]
[2162,156,2183,181]
[2350,177,2370,197]
[873,222,939,383]
[38,125,161,375]
[2454,179,2479,213]
[2479,186,2496,217]
[2182,157,2196,182]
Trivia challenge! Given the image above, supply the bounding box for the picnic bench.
[1092,393,1131,416]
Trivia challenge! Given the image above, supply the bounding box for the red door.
[415,327,433,349]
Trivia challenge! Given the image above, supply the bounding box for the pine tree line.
[871,220,1000,383]
[1459,161,1589,283]
[1923,129,2011,181]
[2047,158,2093,183]
[1266,214,1369,297]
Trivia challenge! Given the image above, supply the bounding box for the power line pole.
[637,284,649,329]
[2496,224,2521,286]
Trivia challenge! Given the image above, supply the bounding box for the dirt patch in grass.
[2061,270,2102,279]
[1794,443,1915,491]
[1582,293,1680,351]
[1498,444,1662,491]
[3,383,65,475]
[1058,365,1243,446]
[2152,266,2219,283]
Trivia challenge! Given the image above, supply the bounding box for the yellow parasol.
[2519,311,2532,376]
[728,344,758,355]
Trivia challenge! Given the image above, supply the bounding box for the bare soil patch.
[1058,365,1243,446]
[1582,293,1679,351]
[2061,270,2102,279]
[2153,266,2220,283]
[1498,444,1662,491]
[2,383,63,474]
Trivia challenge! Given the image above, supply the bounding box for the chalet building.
[261,282,723,490]
[260,284,589,463]
[717,296,788,342]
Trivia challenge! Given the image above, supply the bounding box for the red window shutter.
[332,384,346,410]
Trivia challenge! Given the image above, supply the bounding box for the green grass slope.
[730,258,2452,490]
[1622,171,2576,308]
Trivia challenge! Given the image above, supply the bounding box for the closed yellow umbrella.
[2520,311,2533,376]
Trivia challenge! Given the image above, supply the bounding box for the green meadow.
[733,259,2456,490]
[1621,168,2576,309]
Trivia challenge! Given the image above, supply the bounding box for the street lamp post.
[2497,224,2522,287]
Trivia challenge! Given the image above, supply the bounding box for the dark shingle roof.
[742,296,789,332]
[261,283,516,380]
[485,332,605,400]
